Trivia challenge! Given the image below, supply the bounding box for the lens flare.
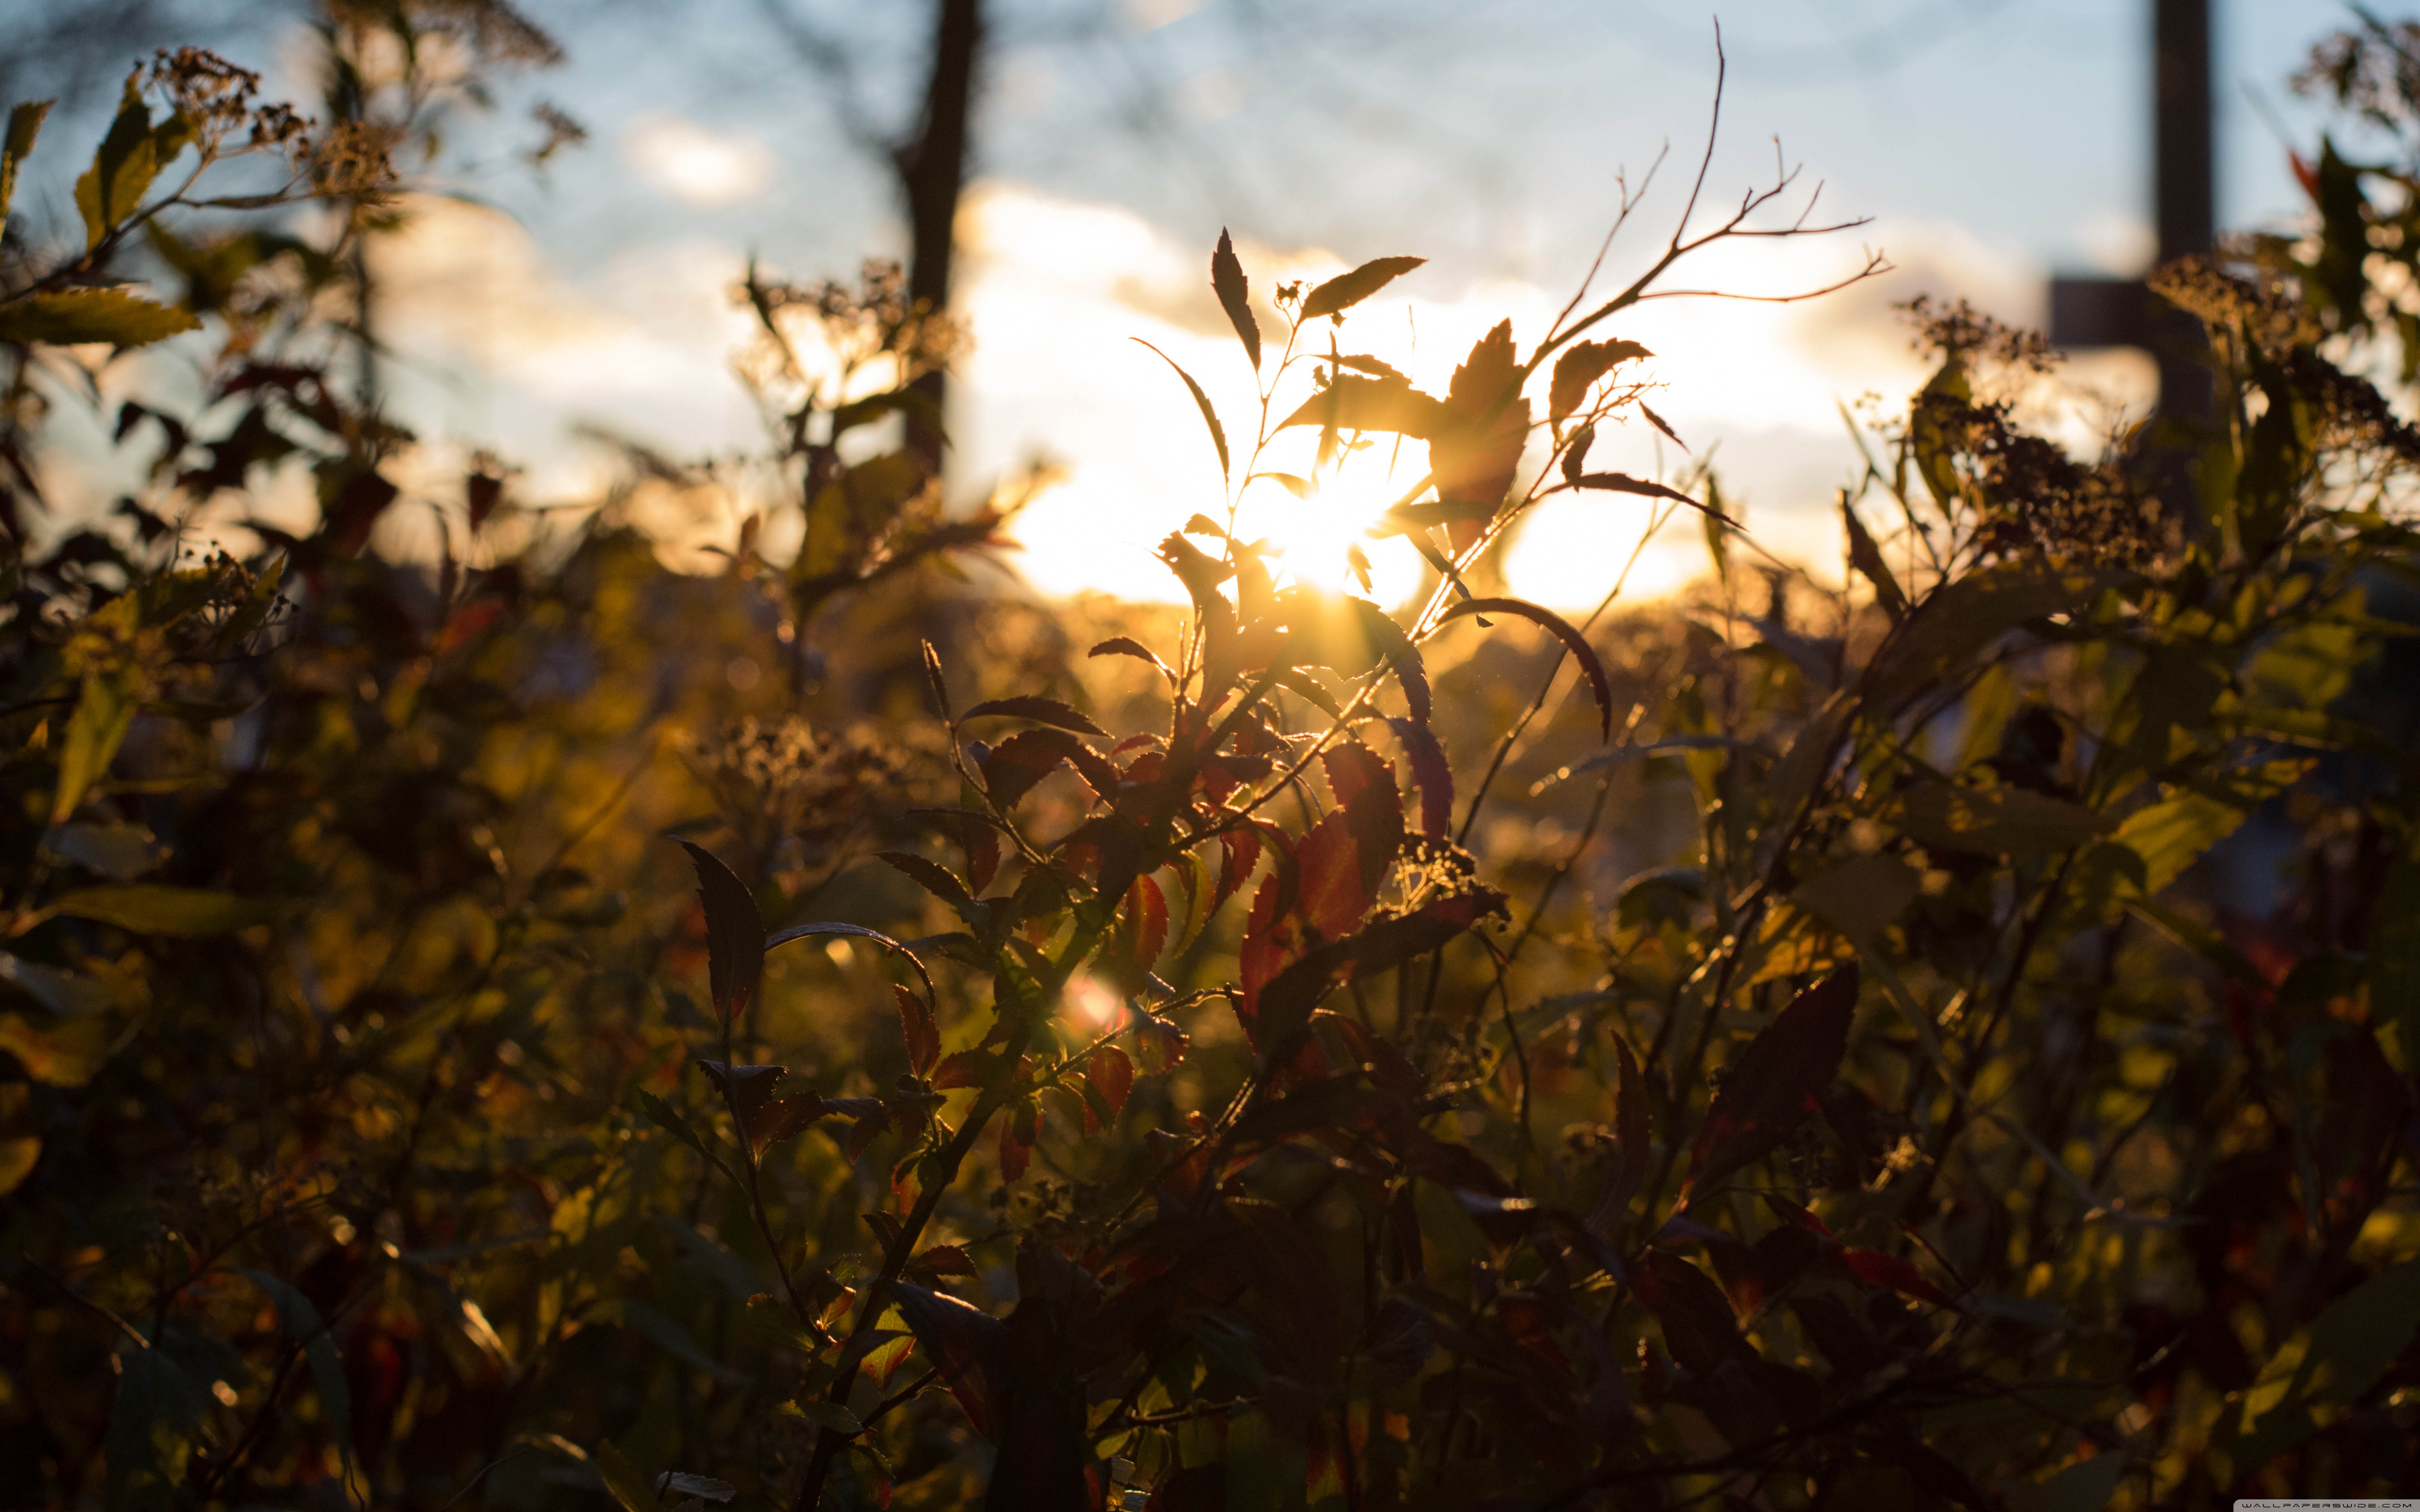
[1065,973,1125,1031]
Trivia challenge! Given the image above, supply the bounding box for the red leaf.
[909,1243,980,1280]
[1252,889,1505,1056]
[1132,1015,1188,1074]
[958,695,1109,738]
[894,984,939,1076]
[675,840,764,1022]
[889,1281,1005,1439]
[1433,596,1615,740]
[1633,1249,1744,1375]
[845,1105,892,1164]
[979,728,1117,808]
[878,850,973,914]
[998,1111,1031,1181]
[1681,965,1860,1205]
[1215,825,1263,913]
[745,1093,827,1153]
[1841,1248,1953,1308]
[1088,1044,1134,1122]
[931,1048,994,1091]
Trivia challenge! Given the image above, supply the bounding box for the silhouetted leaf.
[0,100,50,226]
[675,840,764,1022]
[1549,338,1651,425]
[1433,320,1529,549]
[1135,339,1228,482]
[1841,1248,1953,1308]
[1274,374,1443,438]
[1638,401,1687,451]
[1386,717,1453,839]
[959,696,1109,737]
[1569,471,1726,519]
[1299,255,1425,319]
[1087,1044,1134,1121]
[1088,636,1173,678]
[880,850,976,915]
[895,984,939,1076]
[1841,494,1907,619]
[1212,228,1261,370]
[1434,597,1614,739]
[1892,782,2108,856]
[1682,965,1859,1204]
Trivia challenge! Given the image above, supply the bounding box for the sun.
[1235,460,1426,606]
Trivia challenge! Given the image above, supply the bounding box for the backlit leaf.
[1299,255,1425,319]
[1135,338,1228,483]
[1274,373,1443,438]
[1548,338,1650,425]
[674,840,764,1022]
[959,695,1108,737]
[1569,471,1726,520]
[1211,228,1261,370]
[0,100,51,226]
[890,1280,1006,1438]
[1841,493,1907,618]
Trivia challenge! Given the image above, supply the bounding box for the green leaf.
[233,1269,354,1484]
[74,82,164,249]
[1211,228,1260,370]
[1298,255,1425,320]
[1890,782,2109,857]
[0,99,52,226]
[1867,563,2118,710]
[1133,339,1227,483]
[49,670,139,825]
[2111,759,2309,897]
[50,885,277,936]
[591,1439,659,1512]
[792,1399,864,1436]
[0,1010,113,1086]
[1791,853,1919,943]
[0,287,200,349]
[2007,1452,2124,1512]
[2228,1258,2420,1470]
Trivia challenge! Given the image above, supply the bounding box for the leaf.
[2229,1258,2420,1470]
[2111,759,2310,898]
[592,1440,659,1512]
[958,696,1108,737]
[1569,471,1726,520]
[50,885,275,936]
[1840,1248,1953,1307]
[1249,889,1505,1055]
[1299,255,1425,319]
[921,638,951,717]
[0,952,111,1017]
[1639,401,1688,452]
[1434,597,1614,739]
[1528,735,1753,794]
[1134,338,1228,483]
[233,1269,353,1484]
[1841,494,1907,619]
[1891,782,2109,857]
[979,727,1115,808]
[895,984,940,1076]
[675,840,764,1022]
[2007,1453,2125,1512]
[793,1399,864,1436]
[0,100,52,226]
[879,850,976,915]
[1866,563,2117,709]
[763,920,937,1006]
[1321,352,1408,381]
[997,1109,1031,1181]
[1386,717,1453,839]
[74,83,162,249]
[1211,228,1261,370]
[1681,965,1859,1204]
[658,1472,739,1504]
[50,670,139,825]
[890,1280,1006,1438]
[1088,1043,1135,1121]
[0,1011,112,1086]
[1274,374,1443,438]
[1088,636,1172,678]
[44,822,163,881]
[0,288,200,348]
[1549,338,1651,425]
[1249,470,1311,497]
[1433,320,1530,549]
[2372,853,2420,1053]
[1633,1248,1743,1373]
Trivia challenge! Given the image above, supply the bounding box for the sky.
[9,0,2408,606]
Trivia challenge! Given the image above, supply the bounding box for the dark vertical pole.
[2152,0,2212,424]
[899,0,982,476]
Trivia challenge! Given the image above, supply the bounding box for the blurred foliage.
[4,14,2420,1512]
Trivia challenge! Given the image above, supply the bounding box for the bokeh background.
[0,0,2398,605]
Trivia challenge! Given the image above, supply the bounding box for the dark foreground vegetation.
[5,7,2420,1509]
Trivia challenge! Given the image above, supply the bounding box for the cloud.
[621,112,778,207]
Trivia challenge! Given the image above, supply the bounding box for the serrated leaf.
[879,850,976,914]
[890,1280,1005,1439]
[959,696,1108,737]
[1087,1043,1134,1120]
[1134,338,1227,483]
[674,840,764,1022]
[1299,255,1425,319]
[1211,228,1261,370]
[1548,338,1650,424]
[50,885,275,936]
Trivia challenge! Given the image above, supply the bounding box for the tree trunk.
[898,0,982,475]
